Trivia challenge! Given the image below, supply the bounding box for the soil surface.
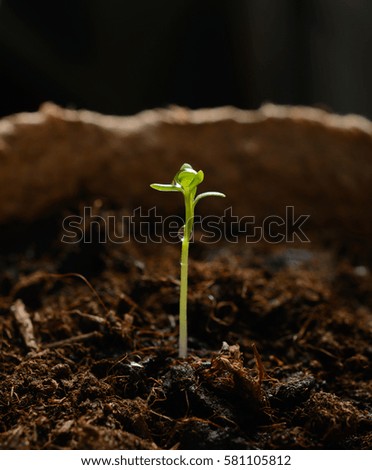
[0,202,371,450]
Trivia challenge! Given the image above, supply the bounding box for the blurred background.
[1,0,372,119]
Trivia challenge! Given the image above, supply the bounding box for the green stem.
[179,192,193,358]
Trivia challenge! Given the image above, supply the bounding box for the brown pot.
[1,103,371,248]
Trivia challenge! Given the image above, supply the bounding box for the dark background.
[1,0,372,119]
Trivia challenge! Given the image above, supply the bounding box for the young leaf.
[193,191,226,207]
[174,164,199,189]
[189,170,204,190]
[150,183,181,192]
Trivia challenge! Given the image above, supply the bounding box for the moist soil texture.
[0,202,371,450]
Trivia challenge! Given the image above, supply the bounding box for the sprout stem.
[179,192,193,358]
[179,234,189,358]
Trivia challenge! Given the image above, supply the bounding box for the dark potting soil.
[0,203,371,450]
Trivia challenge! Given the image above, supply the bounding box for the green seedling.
[151,163,226,358]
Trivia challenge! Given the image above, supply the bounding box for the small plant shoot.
[151,163,226,358]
